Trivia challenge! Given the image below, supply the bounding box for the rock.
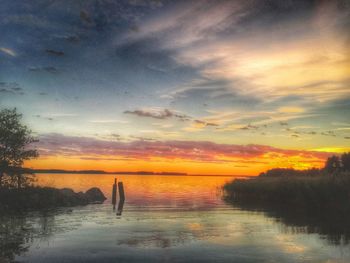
[59,188,88,206]
[0,186,106,211]
[77,191,86,200]
[59,188,76,197]
[84,187,106,204]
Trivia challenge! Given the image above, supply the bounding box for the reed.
[224,173,350,214]
[223,173,350,244]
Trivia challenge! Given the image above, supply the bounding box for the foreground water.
[1,174,350,262]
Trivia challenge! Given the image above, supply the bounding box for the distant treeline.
[259,152,350,177]
[32,169,107,174]
[31,169,187,176]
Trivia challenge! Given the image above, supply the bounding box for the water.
[1,174,350,262]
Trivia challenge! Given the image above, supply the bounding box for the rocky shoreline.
[0,187,106,211]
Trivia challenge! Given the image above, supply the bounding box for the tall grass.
[224,174,350,212]
[223,173,350,244]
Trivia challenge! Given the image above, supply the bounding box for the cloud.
[124,108,221,131]
[121,0,248,49]
[1,0,349,152]
[89,119,129,124]
[240,124,259,130]
[0,82,21,90]
[161,78,261,109]
[0,88,13,94]
[0,14,57,30]
[128,0,163,8]
[80,10,93,24]
[0,82,23,95]
[152,122,174,129]
[41,113,77,118]
[197,108,320,133]
[33,113,78,121]
[52,34,81,43]
[34,115,54,121]
[29,66,59,74]
[79,157,128,161]
[124,108,191,121]
[45,49,64,56]
[35,133,332,164]
[194,120,219,127]
[129,135,155,141]
[278,106,305,113]
[124,0,350,121]
[125,108,171,119]
[0,47,16,57]
[183,119,220,132]
[321,131,336,137]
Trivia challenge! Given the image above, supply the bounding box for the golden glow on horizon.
[312,147,350,153]
[34,173,232,200]
[26,151,327,176]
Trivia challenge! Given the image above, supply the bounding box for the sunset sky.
[0,0,349,175]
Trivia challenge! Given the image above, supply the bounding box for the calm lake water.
[1,173,350,263]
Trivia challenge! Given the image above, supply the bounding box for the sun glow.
[26,150,328,176]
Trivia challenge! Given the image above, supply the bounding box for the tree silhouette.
[0,108,38,188]
[341,152,350,172]
[324,155,341,174]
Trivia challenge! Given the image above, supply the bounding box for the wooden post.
[116,199,125,216]
[118,182,125,201]
[112,178,117,209]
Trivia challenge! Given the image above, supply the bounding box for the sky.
[0,0,349,175]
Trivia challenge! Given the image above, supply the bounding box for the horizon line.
[27,168,253,177]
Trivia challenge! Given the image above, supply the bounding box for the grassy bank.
[223,175,350,244]
[224,175,350,213]
[0,186,106,211]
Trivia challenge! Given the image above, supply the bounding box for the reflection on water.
[0,209,80,262]
[116,199,125,216]
[225,197,350,245]
[0,174,350,262]
[0,215,30,262]
[35,174,228,209]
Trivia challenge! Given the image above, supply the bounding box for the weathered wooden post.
[118,181,125,201]
[112,178,117,210]
[116,199,125,216]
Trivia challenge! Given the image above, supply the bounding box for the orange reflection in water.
[35,174,235,208]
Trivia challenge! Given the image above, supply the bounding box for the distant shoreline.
[27,169,249,177]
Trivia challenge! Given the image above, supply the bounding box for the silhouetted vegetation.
[0,108,106,211]
[259,153,350,178]
[0,108,38,189]
[223,177,350,244]
[341,152,350,171]
[259,167,324,177]
[0,187,106,211]
[224,155,350,244]
[324,152,350,174]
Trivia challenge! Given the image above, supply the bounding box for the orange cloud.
[26,133,333,175]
